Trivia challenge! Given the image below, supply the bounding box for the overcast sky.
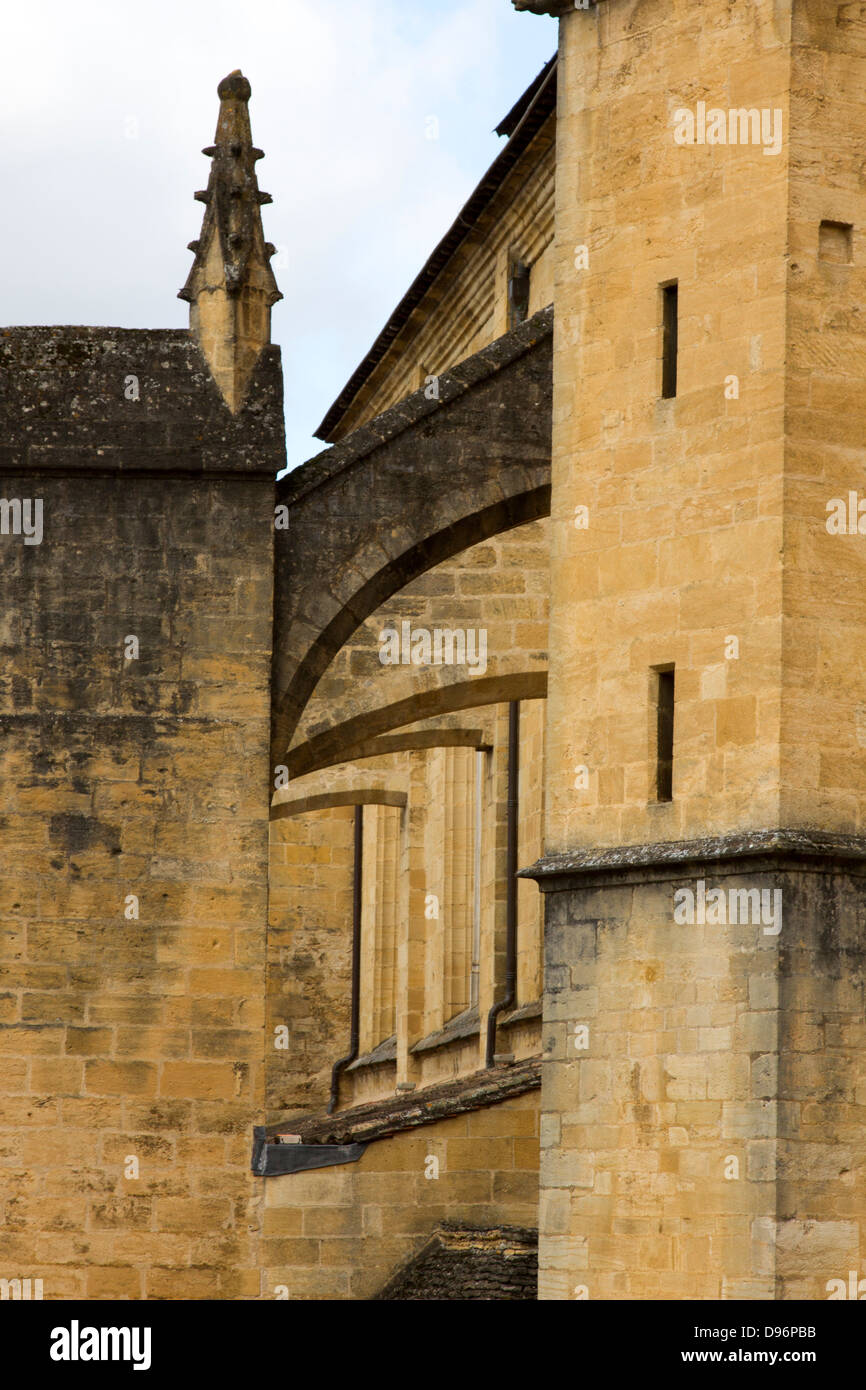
[3,0,556,472]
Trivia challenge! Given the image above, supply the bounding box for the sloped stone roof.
[267,1056,540,1145]
[374,1223,538,1301]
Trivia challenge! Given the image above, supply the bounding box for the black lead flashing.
[251,1127,367,1177]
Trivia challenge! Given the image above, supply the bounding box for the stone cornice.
[512,1,588,14]
[521,829,866,888]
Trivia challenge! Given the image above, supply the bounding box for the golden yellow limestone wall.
[540,856,866,1301]
[261,1093,539,1299]
[0,398,279,1299]
[526,0,866,1305]
[780,4,866,832]
[543,0,789,854]
[517,697,545,1003]
[266,807,355,1117]
[359,804,400,1053]
[266,516,551,1123]
[422,746,475,1033]
[333,113,555,437]
[536,0,794,1300]
[268,695,544,1121]
[292,518,550,747]
[540,874,777,1301]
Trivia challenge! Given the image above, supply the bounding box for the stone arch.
[271,789,407,821]
[288,671,547,778]
[272,308,552,762]
[292,498,550,745]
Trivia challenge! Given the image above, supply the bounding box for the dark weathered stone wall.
[530,837,866,1300]
[374,1222,538,1300]
[0,326,282,1299]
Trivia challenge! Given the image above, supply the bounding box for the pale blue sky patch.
[1,0,556,472]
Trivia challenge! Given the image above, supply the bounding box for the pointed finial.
[179,70,283,414]
[217,69,251,102]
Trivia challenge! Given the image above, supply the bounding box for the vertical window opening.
[508,255,531,328]
[661,281,678,399]
[655,666,675,802]
[470,749,482,1008]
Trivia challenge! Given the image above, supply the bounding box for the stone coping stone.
[522,828,866,888]
[411,1005,481,1055]
[262,1057,541,1148]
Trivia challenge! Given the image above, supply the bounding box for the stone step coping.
[266,1056,541,1148]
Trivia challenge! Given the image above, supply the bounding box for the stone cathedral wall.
[0,327,282,1298]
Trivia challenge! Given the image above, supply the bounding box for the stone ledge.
[265,1057,541,1147]
[499,999,543,1028]
[411,1005,480,1055]
[521,828,866,889]
[347,1034,397,1071]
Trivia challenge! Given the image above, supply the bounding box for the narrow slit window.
[655,667,675,802]
[508,256,531,328]
[661,282,678,399]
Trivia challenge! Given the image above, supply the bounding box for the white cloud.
[1,0,556,466]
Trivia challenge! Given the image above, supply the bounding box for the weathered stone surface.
[374,1222,538,1300]
[9,0,866,1307]
[0,323,282,1299]
[267,1058,540,1146]
[179,71,282,413]
[537,854,866,1299]
[0,327,283,474]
